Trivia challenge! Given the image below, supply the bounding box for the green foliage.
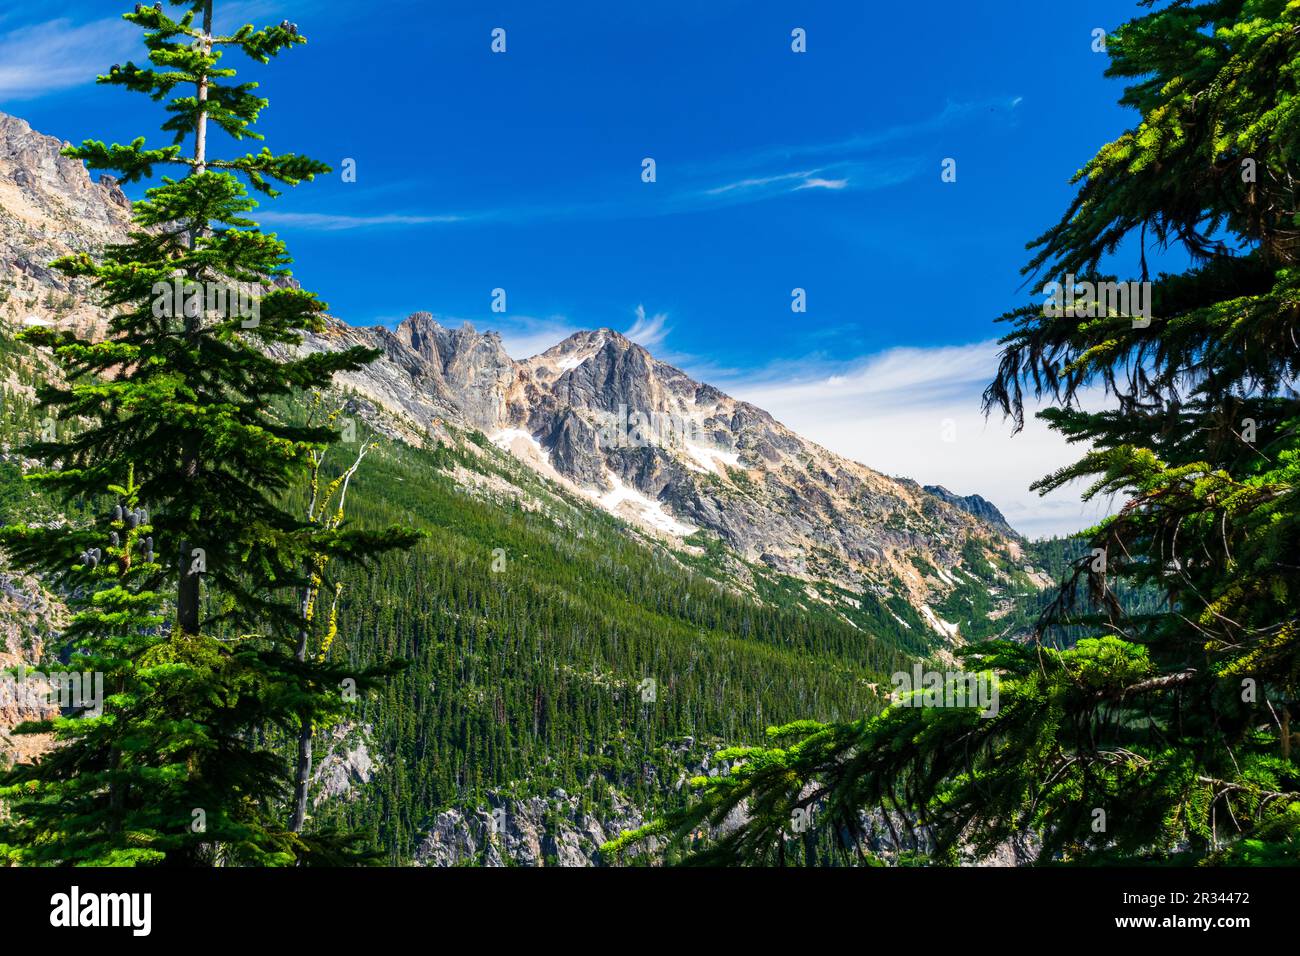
[0,1,415,866]
[296,426,910,859]
[0,469,309,865]
[622,0,1300,866]
[982,537,1166,647]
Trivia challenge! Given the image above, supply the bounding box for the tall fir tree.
[0,0,418,865]
[609,0,1300,866]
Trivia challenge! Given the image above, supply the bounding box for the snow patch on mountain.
[587,471,697,537]
[920,605,960,640]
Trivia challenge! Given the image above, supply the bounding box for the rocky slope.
[291,313,1027,636]
[0,111,132,339]
[922,484,1017,538]
[0,561,63,768]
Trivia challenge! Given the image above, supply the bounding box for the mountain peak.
[557,327,634,349]
[923,485,1016,536]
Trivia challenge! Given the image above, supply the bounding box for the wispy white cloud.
[701,166,857,200]
[706,340,1112,540]
[0,17,136,101]
[624,305,670,349]
[256,211,466,230]
[704,170,820,196]
[0,3,338,100]
[796,177,848,191]
[662,97,1019,212]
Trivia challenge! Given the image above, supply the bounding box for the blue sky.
[1,0,1173,537]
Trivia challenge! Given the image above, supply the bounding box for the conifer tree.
[609,0,1300,866]
[0,0,418,865]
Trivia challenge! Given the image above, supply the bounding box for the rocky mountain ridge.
[288,312,1027,632]
[1,106,1032,648]
[922,484,1016,538]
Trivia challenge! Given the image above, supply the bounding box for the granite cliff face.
[0,111,132,338]
[0,561,63,768]
[922,485,1017,538]
[414,788,649,868]
[0,111,116,768]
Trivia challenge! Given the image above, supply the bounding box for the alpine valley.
[0,109,1061,865]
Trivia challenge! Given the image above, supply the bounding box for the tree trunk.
[290,626,312,832]
[177,0,213,637]
[290,719,312,832]
[194,1,212,176]
[177,530,201,634]
[291,723,313,832]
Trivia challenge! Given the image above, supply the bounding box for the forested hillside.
[313,416,916,860]
[4,325,1033,862]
